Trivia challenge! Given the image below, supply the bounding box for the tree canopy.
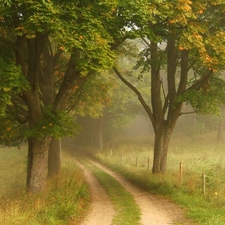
[1,0,225,191]
[113,0,225,173]
[0,0,121,192]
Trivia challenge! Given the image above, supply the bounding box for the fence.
[108,149,215,196]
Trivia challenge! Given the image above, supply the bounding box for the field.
[0,145,90,225]
[93,131,225,225]
[1,131,225,225]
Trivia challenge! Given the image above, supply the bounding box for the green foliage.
[26,107,79,139]
[0,0,119,146]
[0,0,11,7]
[176,75,225,115]
[0,60,29,116]
[177,89,221,115]
[119,0,225,118]
[74,68,142,130]
[74,72,116,118]
[0,113,26,147]
[2,0,115,73]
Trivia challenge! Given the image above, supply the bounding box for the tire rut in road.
[75,160,115,225]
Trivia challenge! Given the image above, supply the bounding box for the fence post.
[180,162,183,182]
[136,157,139,168]
[202,174,206,195]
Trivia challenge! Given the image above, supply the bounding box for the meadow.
[1,130,225,225]
[0,145,90,225]
[94,131,225,225]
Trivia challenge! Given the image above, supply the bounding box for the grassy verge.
[92,132,225,225]
[84,160,141,225]
[0,145,27,197]
[0,147,90,225]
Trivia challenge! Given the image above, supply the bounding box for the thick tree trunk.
[152,126,173,174]
[26,137,51,193]
[160,129,172,173]
[48,138,61,178]
[152,130,164,173]
[41,36,62,178]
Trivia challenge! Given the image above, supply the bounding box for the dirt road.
[76,160,115,225]
[77,158,198,225]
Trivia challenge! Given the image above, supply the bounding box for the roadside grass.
[93,132,225,225]
[0,146,90,225]
[83,160,141,225]
[0,145,27,197]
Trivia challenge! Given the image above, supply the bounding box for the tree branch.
[66,74,90,112]
[182,70,213,95]
[113,66,154,124]
[177,50,188,95]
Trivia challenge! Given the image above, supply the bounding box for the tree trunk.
[26,139,33,190]
[41,36,62,178]
[48,138,61,178]
[152,129,163,173]
[113,40,188,175]
[26,137,51,193]
[152,126,173,174]
[160,128,172,173]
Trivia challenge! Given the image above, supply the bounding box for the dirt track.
[76,158,198,225]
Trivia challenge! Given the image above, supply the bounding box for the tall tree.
[0,0,116,192]
[113,0,225,173]
[74,69,143,150]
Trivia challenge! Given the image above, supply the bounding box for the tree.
[75,69,144,149]
[113,0,225,173]
[0,0,116,192]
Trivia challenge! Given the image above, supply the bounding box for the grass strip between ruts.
[83,160,141,225]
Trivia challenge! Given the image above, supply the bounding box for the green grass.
[0,145,27,197]
[93,132,225,225]
[0,146,90,225]
[85,160,141,225]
